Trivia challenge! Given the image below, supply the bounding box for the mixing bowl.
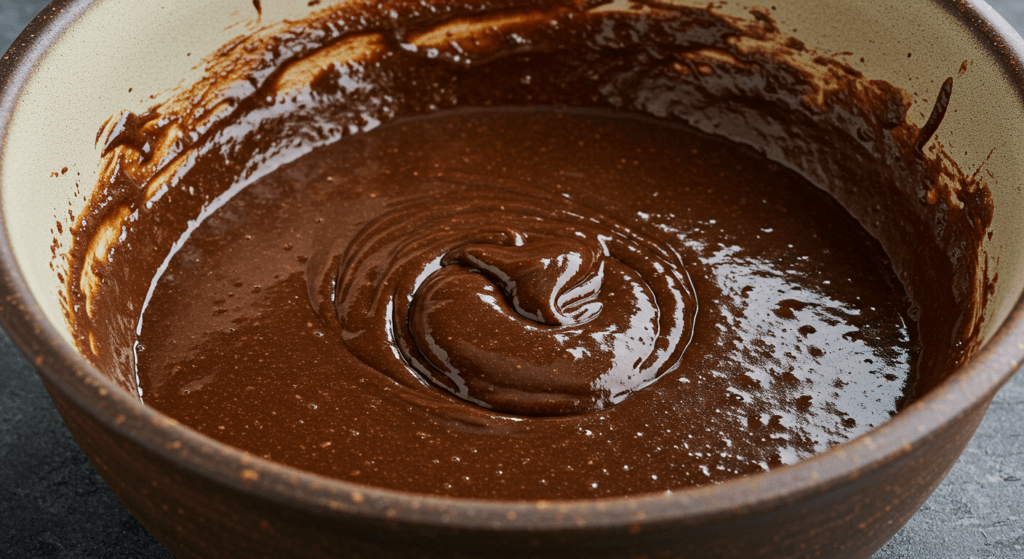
[2,0,1024,557]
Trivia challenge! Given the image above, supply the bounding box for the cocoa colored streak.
[916,77,954,154]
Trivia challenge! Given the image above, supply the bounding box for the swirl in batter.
[333,184,696,415]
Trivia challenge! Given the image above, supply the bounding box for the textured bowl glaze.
[2,1,1024,558]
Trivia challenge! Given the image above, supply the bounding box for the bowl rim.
[2,0,1024,533]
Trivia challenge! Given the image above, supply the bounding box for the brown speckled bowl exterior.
[38,374,995,558]
[2,1,1024,558]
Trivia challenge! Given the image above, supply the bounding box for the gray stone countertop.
[1,0,1022,557]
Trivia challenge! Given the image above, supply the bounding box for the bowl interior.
[3,0,1024,506]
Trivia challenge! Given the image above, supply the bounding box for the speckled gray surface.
[1,1,1023,557]
[875,383,1024,558]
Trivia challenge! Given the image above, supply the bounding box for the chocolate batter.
[66,1,993,500]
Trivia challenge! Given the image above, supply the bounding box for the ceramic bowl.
[2,0,1024,557]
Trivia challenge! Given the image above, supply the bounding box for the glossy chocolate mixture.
[65,0,993,500]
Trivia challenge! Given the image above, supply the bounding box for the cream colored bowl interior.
[4,0,1024,376]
